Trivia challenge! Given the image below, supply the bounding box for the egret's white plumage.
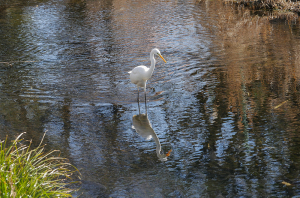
[128,48,166,102]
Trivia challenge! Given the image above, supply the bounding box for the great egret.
[132,113,172,161]
[128,48,166,103]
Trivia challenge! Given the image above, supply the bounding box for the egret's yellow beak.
[159,54,167,63]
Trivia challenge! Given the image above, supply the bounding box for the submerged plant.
[0,132,80,197]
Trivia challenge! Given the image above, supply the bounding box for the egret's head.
[152,48,161,55]
[152,48,166,63]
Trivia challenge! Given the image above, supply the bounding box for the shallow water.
[1,0,300,197]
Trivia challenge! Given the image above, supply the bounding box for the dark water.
[1,0,300,197]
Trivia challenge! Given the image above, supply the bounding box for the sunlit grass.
[227,0,300,15]
[0,132,80,198]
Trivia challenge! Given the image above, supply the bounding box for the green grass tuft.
[0,132,80,198]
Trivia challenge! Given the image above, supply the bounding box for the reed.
[0,132,80,198]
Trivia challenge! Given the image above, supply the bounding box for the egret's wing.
[132,66,148,73]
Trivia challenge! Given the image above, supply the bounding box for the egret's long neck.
[146,52,156,79]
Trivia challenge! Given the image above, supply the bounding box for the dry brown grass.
[226,0,300,14]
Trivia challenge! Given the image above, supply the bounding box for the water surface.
[1,0,300,197]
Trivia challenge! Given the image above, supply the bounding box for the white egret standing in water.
[128,48,166,103]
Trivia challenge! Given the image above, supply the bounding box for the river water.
[1,0,300,197]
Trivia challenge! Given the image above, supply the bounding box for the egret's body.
[129,66,149,88]
[129,48,166,103]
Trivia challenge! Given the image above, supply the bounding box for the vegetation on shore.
[0,132,80,198]
[228,0,300,15]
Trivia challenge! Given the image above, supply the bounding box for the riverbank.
[229,0,300,15]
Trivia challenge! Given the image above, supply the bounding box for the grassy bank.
[229,0,300,14]
[0,133,80,198]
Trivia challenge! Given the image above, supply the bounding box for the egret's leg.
[137,87,139,103]
[144,87,147,105]
[138,99,141,114]
[141,83,148,113]
[145,90,147,114]
[144,87,148,115]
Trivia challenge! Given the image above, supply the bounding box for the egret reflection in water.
[132,113,172,161]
